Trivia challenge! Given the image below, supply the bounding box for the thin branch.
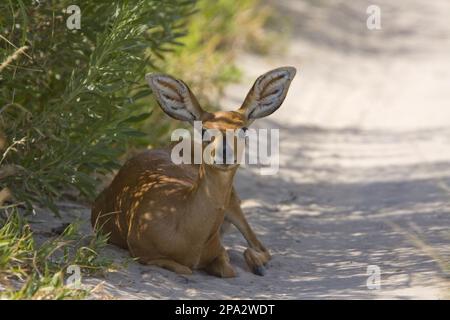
[0,46,29,73]
[0,35,32,60]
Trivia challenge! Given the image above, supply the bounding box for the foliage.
[0,208,113,299]
[0,0,275,213]
[0,0,196,213]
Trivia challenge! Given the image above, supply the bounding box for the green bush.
[0,0,274,214]
[0,0,196,213]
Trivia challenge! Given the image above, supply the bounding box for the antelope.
[91,67,296,277]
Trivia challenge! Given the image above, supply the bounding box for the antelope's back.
[91,147,198,240]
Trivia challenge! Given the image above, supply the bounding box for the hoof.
[253,265,266,276]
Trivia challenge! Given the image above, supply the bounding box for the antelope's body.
[92,148,239,275]
[92,67,296,277]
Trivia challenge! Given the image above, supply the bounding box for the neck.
[196,164,238,203]
[187,164,238,228]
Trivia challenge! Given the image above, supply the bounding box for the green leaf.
[120,129,147,137]
[119,112,153,124]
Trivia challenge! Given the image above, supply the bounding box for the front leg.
[224,188,271,275]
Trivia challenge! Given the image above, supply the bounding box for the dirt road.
[216,0,450,299]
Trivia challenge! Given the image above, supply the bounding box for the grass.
[0,207,114,299]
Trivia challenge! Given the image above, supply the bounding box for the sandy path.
[216,0,450,299]
[28,0,450,299]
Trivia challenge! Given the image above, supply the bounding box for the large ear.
[145,73,206,122]
[239,67,296,121]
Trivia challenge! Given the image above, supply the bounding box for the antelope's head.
[146,67,296,171]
